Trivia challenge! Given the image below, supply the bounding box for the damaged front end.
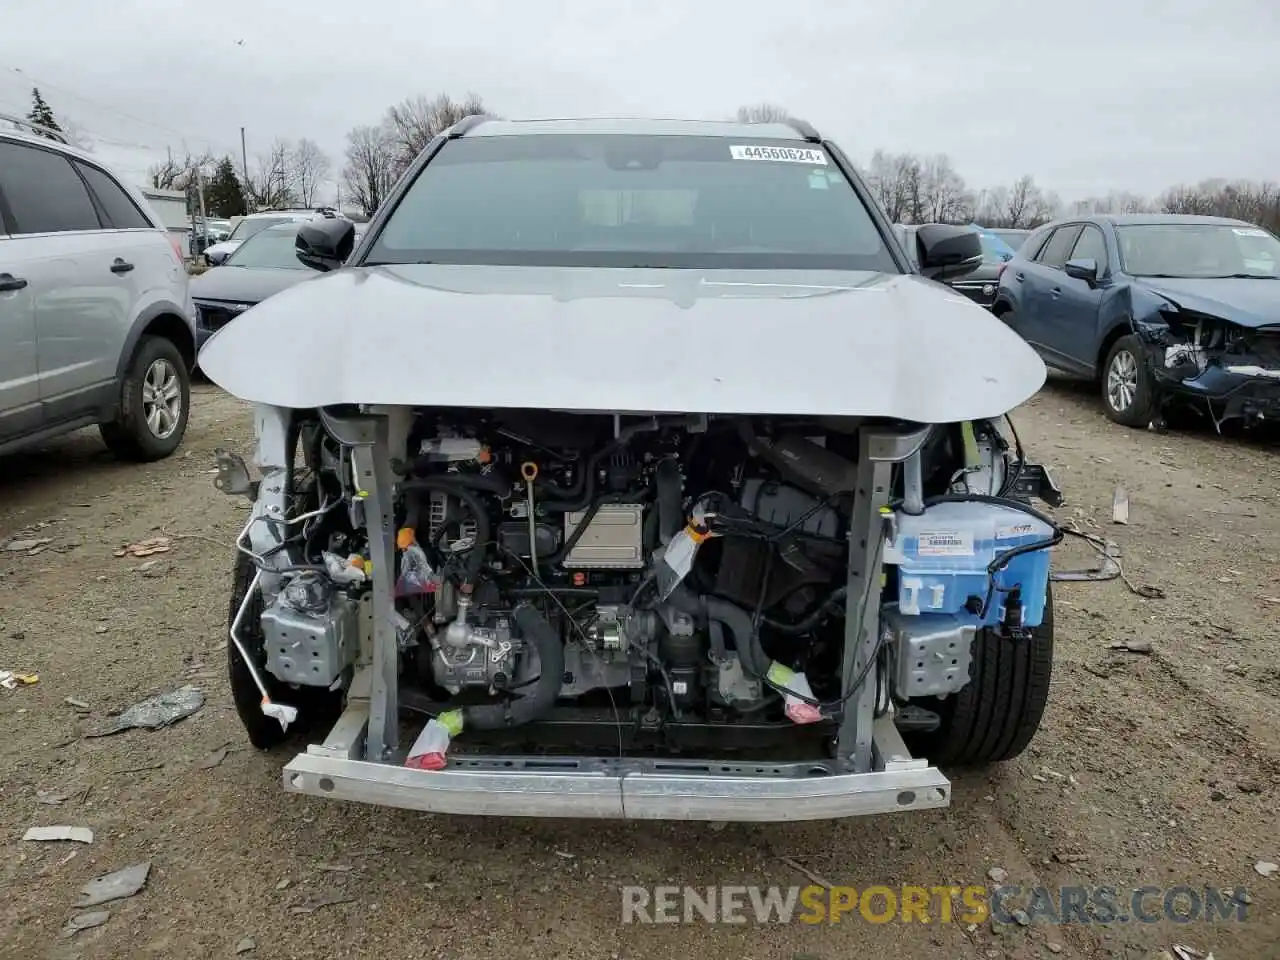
[1133,307,1280,427]
[211,401,1064,823]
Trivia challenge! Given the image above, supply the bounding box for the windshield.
[990,230,1029,252]
[367,134,899,271]
[223,226,307,269]
[228,216,294,242]
[973,229,1016,262]
[1117,223,1280,278]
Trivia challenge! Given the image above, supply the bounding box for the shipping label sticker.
[730,144,828,165]
[917,531,975,556]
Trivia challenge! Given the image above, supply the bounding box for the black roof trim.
[0,110,70,145]
[447,115,490,138]
[784,118,822,143]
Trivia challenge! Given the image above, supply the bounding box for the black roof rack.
[447,114,489,139]
[784,117,822,143]
[0,110,70,145]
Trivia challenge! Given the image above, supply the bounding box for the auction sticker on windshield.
[730,145,828,164]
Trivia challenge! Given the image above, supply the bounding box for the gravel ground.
[0,381,1277,960]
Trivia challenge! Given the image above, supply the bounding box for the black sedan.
[191,221,360,348]
[894,223,1008,309]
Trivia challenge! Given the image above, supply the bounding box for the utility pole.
[197,166,208,233]
[240,126,251,211]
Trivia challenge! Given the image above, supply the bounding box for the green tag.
[766,661,794,685]
[438,708,465,736]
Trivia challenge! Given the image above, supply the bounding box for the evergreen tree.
[204,157,247,218]
[26,88,63,139]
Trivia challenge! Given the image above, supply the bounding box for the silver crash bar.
[282,705,951,821]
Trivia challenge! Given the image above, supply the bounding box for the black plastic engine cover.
[498,521,560,559]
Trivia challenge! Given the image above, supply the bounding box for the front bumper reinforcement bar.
[282,706,951,821]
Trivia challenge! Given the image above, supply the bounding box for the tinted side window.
[0,141,101,234]
[1022,227,1051,260]
[1070,224,1107,265]
[75,162,152,229]
[1037,226,1083,269]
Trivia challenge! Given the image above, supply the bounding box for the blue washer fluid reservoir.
[882,500,1055,628]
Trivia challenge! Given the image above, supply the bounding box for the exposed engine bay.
[228,406,1062,766]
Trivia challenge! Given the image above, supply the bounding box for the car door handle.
[1014,272,1025,282]
[0,273,28,292]
[1050,287,1061,298]
[110,259,135,275]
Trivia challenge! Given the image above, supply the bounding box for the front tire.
[906,586,1054,767]
[100,335,191,461]
[227,552,341,750]
[1100,334,1157,428]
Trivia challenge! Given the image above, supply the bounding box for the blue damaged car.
[993,214,1280,428]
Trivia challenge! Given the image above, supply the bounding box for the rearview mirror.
[1064,257,1099,286]
[914,224,983,282]
[296,219,356,273]
[205,249,230,266]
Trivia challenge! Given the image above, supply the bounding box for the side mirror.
[915,224,983,281]
[296,219,356,272]
[1064,258,1100,286]
[205,249,230,266]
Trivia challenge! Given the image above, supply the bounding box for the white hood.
[197,264,1046,422]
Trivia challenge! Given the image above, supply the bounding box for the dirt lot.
[1,381,1277,960]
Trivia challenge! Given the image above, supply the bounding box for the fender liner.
[115,300,197,381]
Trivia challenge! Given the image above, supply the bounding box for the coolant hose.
[399,478,493,549]
[409,463,512,496]
[537,417,670,509]
[764,585,848,635]
[460,603,563,730]
[655,457,683,544]
[665,586,768,678]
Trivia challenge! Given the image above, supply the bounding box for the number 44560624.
[729,145,828,165]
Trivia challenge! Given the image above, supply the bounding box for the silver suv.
[0,121,196,461]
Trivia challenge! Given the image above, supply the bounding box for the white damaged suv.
[201,117,1064,823]
[0,118,195,460]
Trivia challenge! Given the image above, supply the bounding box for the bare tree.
[1070,191,1153,216]
[734,103,796,124]
[1161,178,1280,231]
[149,150,214,191]
[249,138,298,209]
[920,153,973,223]
[1003,175,1037,228]
[864,150,923,224]
[992,176,1059,228]
[291,138,332,208]
[385,92,488,176]
[974,186,1008,226]
[341,124,396,216]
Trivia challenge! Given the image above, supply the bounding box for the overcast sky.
[3,0,1277,202]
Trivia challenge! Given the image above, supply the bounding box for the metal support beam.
[320,408,400,761]
[836,426,933,773]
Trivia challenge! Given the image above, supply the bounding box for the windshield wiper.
[1213,273,1278,279]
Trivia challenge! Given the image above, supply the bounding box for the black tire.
[100,335,191,461]
[1100,334,1158,428]
[227,552,342,750]
[906,585,1054,767]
